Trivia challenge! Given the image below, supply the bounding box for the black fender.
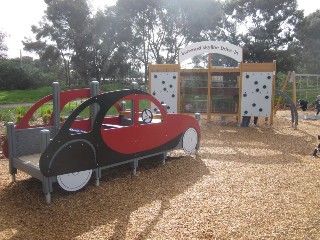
[40,139,96,177]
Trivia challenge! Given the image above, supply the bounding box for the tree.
[24,0,93,85]
[89,7,131,82]
[0,59,58,90]
[115,0,223,84]
[295,10,320,73]
[223,0,304,72]
[0,31,8,59]
[24,0,134,85]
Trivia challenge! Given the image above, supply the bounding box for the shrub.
[42,113,51,124]
[16,114,24,122]
[0,109,15,122]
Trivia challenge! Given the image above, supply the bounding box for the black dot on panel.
[162,81,165,84]
[254,81,258,85]
[163,88,167,91]
[172,94,175,98]
[267,76,271,79]
[161,101,164,104]
[173,76,176,79]
[169,84,173,88]
[243,93,247,97]
[167,106,170,109]
[252,103,256,107]
[244,110,248,114]
[152,91,156,95]
[154,75,157,78]
[256,88,260,92]
[154,108,157,112]
[265,95,269,99]
[246,75,250,78]
[259,108,263,112]
[263,85,267,89]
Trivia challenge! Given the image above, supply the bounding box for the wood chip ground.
[0,110,319,239]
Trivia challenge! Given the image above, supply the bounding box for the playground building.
[149,41,277,125]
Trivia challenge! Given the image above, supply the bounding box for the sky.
[0,0,319,59]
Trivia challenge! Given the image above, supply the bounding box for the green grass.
[0,87,54,105]
[0,83,127,105]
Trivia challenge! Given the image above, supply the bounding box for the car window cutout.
[139,99,162,124]
[68,103,94,134]
[102,100,133,130]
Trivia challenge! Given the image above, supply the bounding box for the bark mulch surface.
[0,110,320,239]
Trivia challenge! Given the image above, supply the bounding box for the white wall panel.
[241,72,273,117]
[150,72,178,113]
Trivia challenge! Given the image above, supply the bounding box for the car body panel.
[39,89,201,177]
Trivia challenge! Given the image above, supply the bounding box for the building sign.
[179,41,243,63]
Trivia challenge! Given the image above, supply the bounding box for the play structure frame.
[3,82,200,203]
[149,41,277,125]
[275,72,320,110]
[273,71,320,127]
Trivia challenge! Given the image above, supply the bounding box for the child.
[314,95,320,115]
[298,99,308,111]
[312,135,320,157]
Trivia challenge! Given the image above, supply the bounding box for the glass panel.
[211,75,239,114]
[180,72,208,113]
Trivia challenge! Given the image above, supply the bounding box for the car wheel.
[182,127,198,154]
[57,169,92,191]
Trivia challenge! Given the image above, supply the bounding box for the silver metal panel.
[15,126,55,156]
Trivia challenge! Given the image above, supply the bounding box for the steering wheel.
[141,109,153,123]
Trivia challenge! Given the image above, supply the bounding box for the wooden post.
[269,60,277,126]
[177,66,181,113]
[207,53,212,121]
[238,62,243,125]
[274,71,290,114]
[292,71,297,107]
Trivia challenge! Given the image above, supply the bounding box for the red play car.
[39,88,201,192]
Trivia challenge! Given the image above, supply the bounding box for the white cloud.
[297,0,320,15]
[0,0,46,58]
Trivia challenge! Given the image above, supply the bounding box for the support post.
[195,112,201,123]
[131,82,138,89]
[40,129,50,153]
[162,152,167,165]
[6,122,17,182]
[292,71,297,107]
[94,168,101,187]
[269,60,277,126]
[132,160,138,175]
[42,177,54,204]
[90,81,100,127]
[52,82,60,133]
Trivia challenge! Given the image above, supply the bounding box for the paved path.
[0,103,33,109]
